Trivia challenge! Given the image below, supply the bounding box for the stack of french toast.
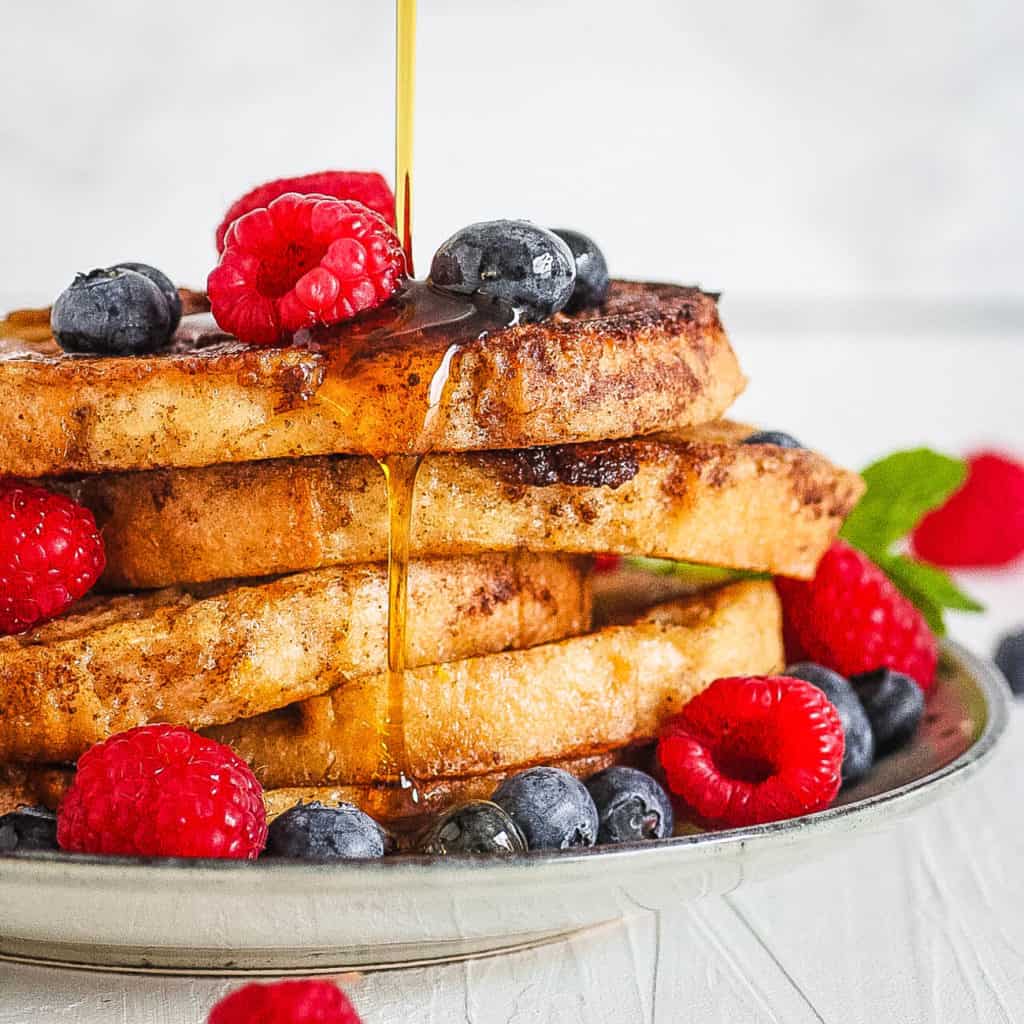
[0,281,863,824]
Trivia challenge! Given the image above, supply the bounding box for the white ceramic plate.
[0,640,1009,976]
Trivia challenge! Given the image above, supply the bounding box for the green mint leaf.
[875,554,984,637]
[840,449,966,557]
[836,447,984,631]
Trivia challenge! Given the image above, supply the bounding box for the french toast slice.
[206,580,783,788]
[67,422,863,589]
[0,553,590,763]
[0,283,743,476]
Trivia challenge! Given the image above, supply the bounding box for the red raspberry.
[776,541,938,690]
[216,170,394,252]
[658,675,844,829]
[208,980,361,1024]
[208,193,407,346]
[0,478,105,635]
[57,725,267,859]
[911,451,1024,568]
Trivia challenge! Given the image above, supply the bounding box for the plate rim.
[0,639,1010,887]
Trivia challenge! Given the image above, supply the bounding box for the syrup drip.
[377,452,420,798]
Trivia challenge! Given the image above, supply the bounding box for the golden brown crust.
[67,422,862,589]
[0,553,591,764]
[0,283,744,475]
[207,580,783,788]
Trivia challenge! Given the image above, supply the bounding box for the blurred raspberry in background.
[912,451,1024,569]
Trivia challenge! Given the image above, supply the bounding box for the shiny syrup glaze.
[292,281,511,455]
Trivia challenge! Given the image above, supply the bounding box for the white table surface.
[1,316,1022,1023]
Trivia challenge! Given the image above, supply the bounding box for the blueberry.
[429,220,576,323]
[417,801,527,856]
[850,668,925,755]
[51,268,173,355]
[995,629,1024,696]
[585,766,674,844]
[492,766,598,850]
[551,229,610,313]
[265,801,385,859]
[743,430,804,449]
[0,806,58,853]
[786,662,875,785]
[114,262,182,332]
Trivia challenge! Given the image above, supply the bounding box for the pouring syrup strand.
[395,0,416,274]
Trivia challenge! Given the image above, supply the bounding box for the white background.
[1,0,1021,306]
